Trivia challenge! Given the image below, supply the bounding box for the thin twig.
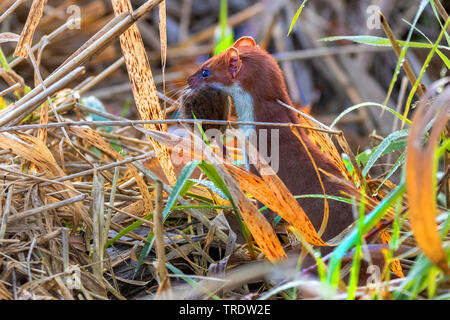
[7,194,86,224]
[0,67,85,126]
[433,0,449,23]
[277,99,338,133]
[0,0,26,24]
[0,119,343,134]
[0,83,20,97]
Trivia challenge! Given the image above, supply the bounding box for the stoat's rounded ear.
[226,47,242,79]
[233,36,256,48]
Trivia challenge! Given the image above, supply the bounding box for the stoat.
[184,36,354,241]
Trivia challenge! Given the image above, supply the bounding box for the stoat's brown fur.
[184,37,355,241]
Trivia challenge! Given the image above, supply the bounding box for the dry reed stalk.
[158,1,167,113]
[0,0,164,127]
[154,179,172,299]
[0,32,20,43]
[0,133,92,231]
[14,0,48,58]
[24,45,49,144]
[433,0,449,22]
[7,194,86,224]
[0,66,85,127]
[0,0,26,24]
[91,170,105,281]
[111,0,176,186]
[77,57,125,94]
[379,12,425,98]
[9,20,71,69]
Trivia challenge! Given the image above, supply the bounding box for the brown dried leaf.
[69,126,154,214]
[0,133,91,230]
[159,0,167,112]
[406,89,450,274]
[14,0,48,58]
[0,32,20,44]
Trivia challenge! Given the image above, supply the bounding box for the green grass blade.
[362,130,408,177]
[320,35,450,51]
[197,162,235,207]
[133,161,200,277]
[0,47,10,71]
[326,183,406,291]
[373,152,406,194]
[430,0,450,46]
[105,213,152,248]
[197,161,255,256]
[330,102,411,129]
[401,18,450,69]
[166,263,222,300]
[402,16,450,126]
[214,0,234,55]
[436,49,450,69]
[347,193,365,300]
[383,0,428,108]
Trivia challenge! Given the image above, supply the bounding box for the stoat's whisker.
[167,85,189,98]
[175,89,197,117]
[163,87,195,115]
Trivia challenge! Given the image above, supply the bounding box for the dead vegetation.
[0,0,449,300]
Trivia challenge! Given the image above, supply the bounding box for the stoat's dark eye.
[201,69,210,78]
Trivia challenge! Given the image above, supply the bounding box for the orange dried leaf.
[296,113,356,184]
[380,229,404,278]
[239,138,327,246]
[225,163,326,247]
[138,128,287,262]
[236,194,287,262]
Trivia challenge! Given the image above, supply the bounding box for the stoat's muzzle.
[180,85,233,132]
